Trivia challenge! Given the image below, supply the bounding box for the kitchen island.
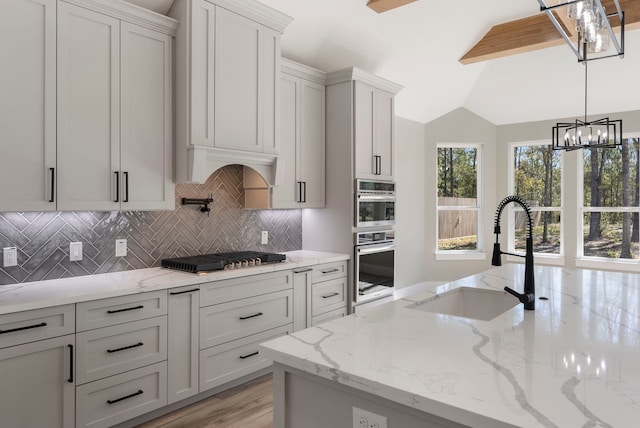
[259,264,640,428]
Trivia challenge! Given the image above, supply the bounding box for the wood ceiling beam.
[367,0,418,14]
[460,0,640,65]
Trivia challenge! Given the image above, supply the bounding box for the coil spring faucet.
[492,195,535,310]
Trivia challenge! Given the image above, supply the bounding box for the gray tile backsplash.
[0,165,302,285]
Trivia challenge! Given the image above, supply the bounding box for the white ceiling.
[128,0,640,125]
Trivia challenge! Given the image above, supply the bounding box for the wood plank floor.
[137,374,273,428]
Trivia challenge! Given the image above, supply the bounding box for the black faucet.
[492,195,535,310]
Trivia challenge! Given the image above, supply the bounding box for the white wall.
[394,117,427,288]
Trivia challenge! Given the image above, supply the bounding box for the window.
[436,144,482,253]
[580,137,640,260]
[509,142,563,256]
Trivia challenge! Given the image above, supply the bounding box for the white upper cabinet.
[273,59,326,208]
[354,81,396,181]
[169,0,292,184]
[0,0,57,212]
[57,0,176,211]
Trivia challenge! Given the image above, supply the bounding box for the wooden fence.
[438,198,542,239]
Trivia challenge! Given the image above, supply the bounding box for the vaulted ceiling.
[127,0,640,126]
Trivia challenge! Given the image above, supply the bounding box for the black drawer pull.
[107,389,143,405]
[107,305,144,314]
[0,321,47,335]
[107,342,143,354]
[239,351,259,360]
[294,268,313,273]
[169,288,199,295]
[239,312,263,320]
[68,344,74,383]
[322,292,340,299]
[320,268,340,274]
[49,167,55,203]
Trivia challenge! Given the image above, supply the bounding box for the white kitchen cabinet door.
[0,334,75,428]
[272,72,325,209]
[57,2,121,211]
[354,81,395,180]
[298,79,326,207]
[292,268,313,330]
[375,89,394,180]
[272,73,300,208]
[120,23,174,211]
[0,0,56,211]
[214,7,261,153]
[167,286,199,404]
[354,81,376,179]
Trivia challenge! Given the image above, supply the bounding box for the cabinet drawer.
[200,270,292,307]
[311,277,348,316]
[76,361,167,428]
[311,307,348,326]
[311,260,347,283]
[77,290,167,332]
[200,290,292,349]
[76,316,167,385]
[0,305,75,349]
[200,325,290,392]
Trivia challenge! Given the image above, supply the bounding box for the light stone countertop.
[0,250,349,315]
[259,263,640,428]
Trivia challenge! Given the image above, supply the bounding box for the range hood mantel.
[186,145,282,186]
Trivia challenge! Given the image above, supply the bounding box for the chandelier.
[537,1,625,151]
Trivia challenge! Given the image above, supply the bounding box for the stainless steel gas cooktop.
[160,251,286,273]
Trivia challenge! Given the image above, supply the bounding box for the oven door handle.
[357,194,395,202]
[357,244,395,254]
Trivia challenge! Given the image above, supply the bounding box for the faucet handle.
[504,286,535,304]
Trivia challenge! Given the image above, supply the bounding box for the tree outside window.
[510,143,562,255]
[436,144,481,252]
[582,138,640,259]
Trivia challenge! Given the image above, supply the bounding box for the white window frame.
[577,134,640,272]
[507,140,565,266]
[435,142,484,260]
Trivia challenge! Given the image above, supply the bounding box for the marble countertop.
[0,250,349,315]
[259,264,640,428]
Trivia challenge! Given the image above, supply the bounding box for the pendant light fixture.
[536,1,625,151]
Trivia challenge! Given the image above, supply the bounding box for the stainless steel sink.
[408,287,518,321]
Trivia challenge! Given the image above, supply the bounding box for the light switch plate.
[261,231,268,245]
[115,239,127,257]
[3,247,18,267]
[70,242,83,261]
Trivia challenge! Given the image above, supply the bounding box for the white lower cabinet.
[167,286,200,404]
[198,270,294,393]
[76,361,167,428]
[0,334,75,428]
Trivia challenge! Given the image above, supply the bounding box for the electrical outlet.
[261,231,268,245]
[70,242,83,261]
[115,239,127,257]
[353,407,387,428]
[3,247,18,267]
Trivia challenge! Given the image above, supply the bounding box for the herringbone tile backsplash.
[0,165,302,285]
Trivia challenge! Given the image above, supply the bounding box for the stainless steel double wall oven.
[353,180,396,311]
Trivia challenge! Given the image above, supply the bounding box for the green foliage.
[437,147,477,198]
[512,145,561,206]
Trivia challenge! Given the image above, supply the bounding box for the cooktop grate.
[161,251,286,273]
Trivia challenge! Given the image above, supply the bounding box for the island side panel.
[272,363,471,428]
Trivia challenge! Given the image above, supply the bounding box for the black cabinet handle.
[107,305,144,314]
[123,171,129,203]
[294,268,313,273]
[107,389,143,405]
[169,288,199,295]
[114,171,120,202]
[0,321,47,335]
[68,344,74,383]
[49,167,55,203]
[321,268,340,274]
[374,155,382,175]
[303,181,307,203]
[297,181,303,203]
[239,312,263,320]
[107,342,143,354]
[322,292,340,299]
[239,351,259,360]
